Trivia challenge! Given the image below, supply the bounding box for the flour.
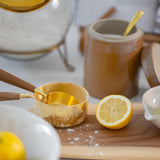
[94,130,99,134]
[99,151,104,156]
[84,139,89,142]
[67,128,74,132]
[69,141,74,144]
[0,0,72,52]
[74,137,80,141]
[58,122,104,157]
[94,143,99,147]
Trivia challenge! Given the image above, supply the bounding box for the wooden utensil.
[0,69,79,105]
[0,92,33,101]
[144,32,160,44]
[0,69,36,92]
[79,7,116,53]
[0,91,79,106]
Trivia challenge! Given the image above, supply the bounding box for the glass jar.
[0,0,73,63]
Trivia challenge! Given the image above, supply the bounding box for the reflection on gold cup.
[32,82,89,128]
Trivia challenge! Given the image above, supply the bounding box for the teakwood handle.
[0,92,20,101]
[144,33,160,43]
[0,69,36,92]
[0,92,33,101]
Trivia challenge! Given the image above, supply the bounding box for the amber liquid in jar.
[0,0,50,12]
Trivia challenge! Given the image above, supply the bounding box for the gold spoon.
[123,10,144,36]
[35,91,79,105]
[0,69,79,106]
[34,89,79,105]
[0,91,79,106]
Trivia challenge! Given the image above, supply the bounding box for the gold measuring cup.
[0,69,89,127]
[0,69,79,105]
[31,82,89,127]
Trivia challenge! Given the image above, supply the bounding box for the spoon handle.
[0,69,36,92]
[0,92,20,101]
[0,92,33,101]
[123,10,144,36]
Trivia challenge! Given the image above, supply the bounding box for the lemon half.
[96,95,133,129]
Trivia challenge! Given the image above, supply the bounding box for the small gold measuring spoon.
[0,69,79,105]
[45,91,79,105]
[123,10,144,36]
[0,91,79,105]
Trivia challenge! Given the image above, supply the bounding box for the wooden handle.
[79,7,116,53]
[100,7,116,19]
[0,92,20,101]
[0,69,36,92]
[144,33,160,43]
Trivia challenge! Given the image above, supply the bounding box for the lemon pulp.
[96,95,133,129]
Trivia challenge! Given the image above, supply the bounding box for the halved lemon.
[96,95,133,129]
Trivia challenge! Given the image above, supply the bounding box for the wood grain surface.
[56,103,160,160]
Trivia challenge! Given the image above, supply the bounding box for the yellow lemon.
[96,95,133,129]
[0,131,26,160]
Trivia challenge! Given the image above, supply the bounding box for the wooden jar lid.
[141,43,160,87]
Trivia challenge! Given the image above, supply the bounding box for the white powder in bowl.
[0,0,72,52]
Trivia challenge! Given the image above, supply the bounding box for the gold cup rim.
[36,82,89,106]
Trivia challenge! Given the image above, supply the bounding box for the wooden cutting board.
[56,103,160,160]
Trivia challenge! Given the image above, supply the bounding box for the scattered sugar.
[86,153,91,156]
[69,141,74,144]
[99,152,104,156]
[67,129,74,132]
[74,137,80,141]
[94,143,99,147]
[60,123,101,149]
[89,136,95,141]
[58,130,62,132]
[94,130,99,134]
[89,135,93,138]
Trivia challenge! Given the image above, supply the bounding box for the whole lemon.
[0,131,26,160]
